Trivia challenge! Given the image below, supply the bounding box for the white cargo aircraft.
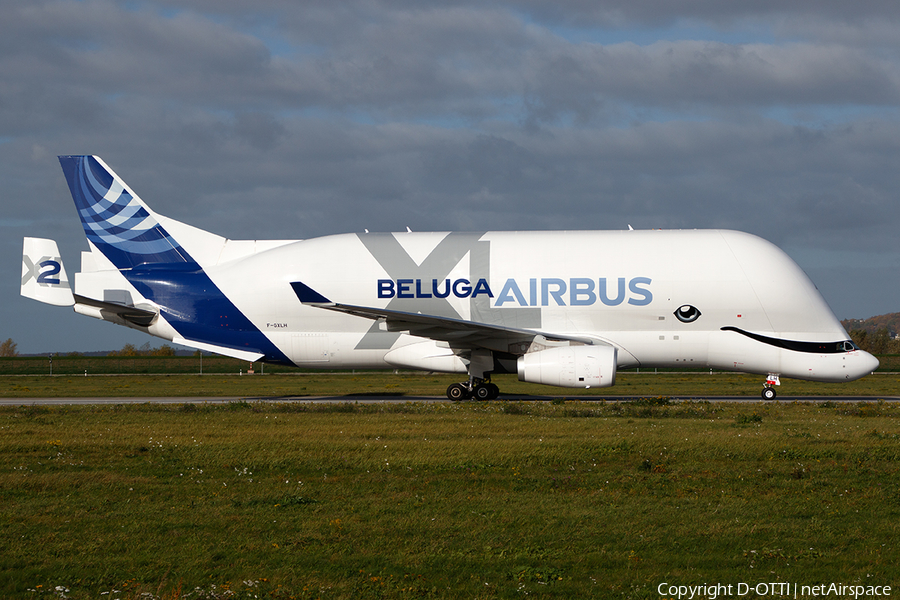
[22,156,878,400]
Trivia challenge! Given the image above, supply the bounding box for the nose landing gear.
[761,374,780,400]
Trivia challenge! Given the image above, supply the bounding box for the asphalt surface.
[1,394,898,405]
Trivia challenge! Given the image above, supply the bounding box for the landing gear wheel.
[447,383,469,401]
[474,384,492,401]
[488,383,500,399]
[762,387,776,400]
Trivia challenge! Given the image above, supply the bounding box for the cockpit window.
[721,327,864,354]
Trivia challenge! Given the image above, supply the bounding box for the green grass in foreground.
[1,401,899,599]
[1,371,898,398]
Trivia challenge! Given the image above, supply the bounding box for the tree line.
[848,328,900,355]
[106,342,177,357]
[0,339,178,358]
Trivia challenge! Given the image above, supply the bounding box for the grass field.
[2,399,900,599]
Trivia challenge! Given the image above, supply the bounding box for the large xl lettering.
[358,232,538,349]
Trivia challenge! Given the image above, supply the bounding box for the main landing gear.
[446,348,500,400]
[446,377,500,401]
[761,374,780,400]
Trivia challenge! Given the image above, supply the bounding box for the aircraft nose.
[853,350,880,379]
[819,350,880,383]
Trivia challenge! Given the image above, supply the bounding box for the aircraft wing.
[290,281,594,352]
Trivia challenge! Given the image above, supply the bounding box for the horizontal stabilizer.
[73,294,158,327]
[21,238,74,307]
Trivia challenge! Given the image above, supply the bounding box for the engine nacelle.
[517,345,617,388]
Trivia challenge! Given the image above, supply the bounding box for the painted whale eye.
[674,305,701,323]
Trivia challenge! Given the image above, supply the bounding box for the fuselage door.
[292,333,330,363]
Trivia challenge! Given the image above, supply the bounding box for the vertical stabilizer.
[58,155,194,269]
[21,237,74,307]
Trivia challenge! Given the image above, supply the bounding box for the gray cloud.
[2,0,898,353]
[9,3,899,123]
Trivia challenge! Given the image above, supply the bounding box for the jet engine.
[517,344,617,388]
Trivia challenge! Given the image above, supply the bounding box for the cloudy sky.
[3,0,899,354]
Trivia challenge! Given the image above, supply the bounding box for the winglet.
[291,281,331,304]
